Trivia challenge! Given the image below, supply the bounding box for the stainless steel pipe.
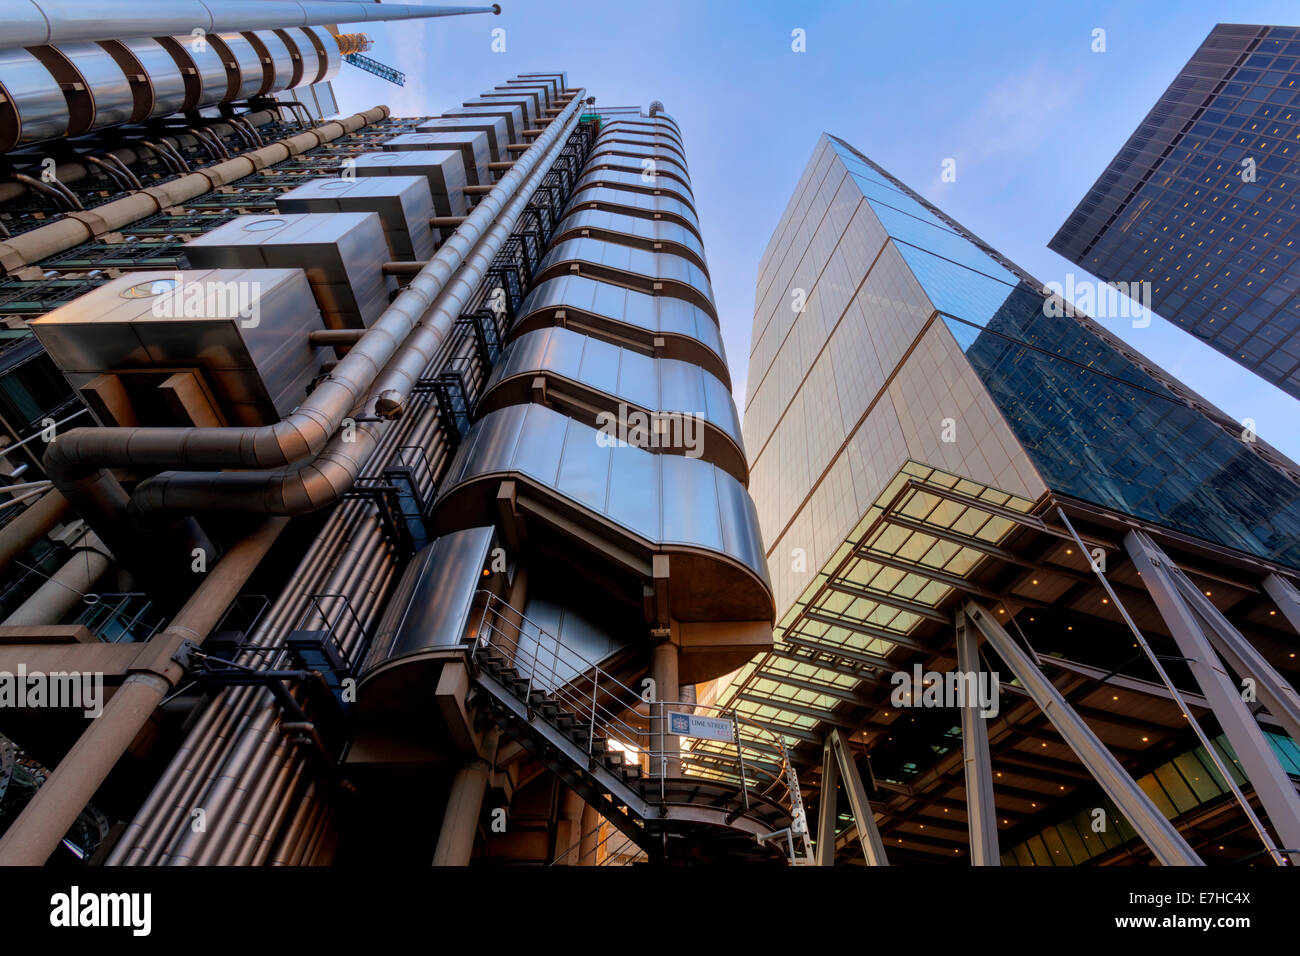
[125,91,587,517]
[2,2,501,49]
[46,90,586,479]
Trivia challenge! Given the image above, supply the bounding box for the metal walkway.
[465,592,811,864]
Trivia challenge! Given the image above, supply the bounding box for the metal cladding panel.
[436,403,770,591]
[214,33,263,99]
[497,82,552,108]
[303,26,341,83]
[351,150,467,217]
[468,93,535,127]
[120,38,188,118]
[571,184,700,236]
[575,168,694,209]
[599,125,684,149]
[59,42,135,130]
[474,91,537,125]
[661,452,723,551]
[360,525,495,674]
[283,27,324,86]
[603,119,683,144]
[605,119,683,147]
[0,47,68,145]
[515,275,726,366]
[517,71,568,92]
[275,176,435,262]
[418,115,508,162]
[555,208,707,270]
[250,29,297,93]
[537,237,716,316]
[588,145,691,182]
[382,130,490,186]
[607,439,659,540]
[504,76,559,99]
[183,212,394,328]
[445,103,523,142]
[29,268,326,423]
[179,35,230,107]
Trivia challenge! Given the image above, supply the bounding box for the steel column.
[827,728,890,865]
[1124,531,1300,857]
[1263,573,1300,639]
[955,611,999,865]
[1169,571,1300,747]
[816,733,839,866]
[962,600,1202,866]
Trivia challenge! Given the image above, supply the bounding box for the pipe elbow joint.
[374,389,405,420]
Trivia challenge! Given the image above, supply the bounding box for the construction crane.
[334,32,406,87]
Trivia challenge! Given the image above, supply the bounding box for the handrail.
[470,590,800,823]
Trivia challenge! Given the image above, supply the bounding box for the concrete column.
[955,612,999,865]
[651,636,680,777]
[3,530,111,626]
[578,802,600,865]
[499,563,528,667]
[432,758,490,866]
[0,490,70,574]
[552,788,586,865]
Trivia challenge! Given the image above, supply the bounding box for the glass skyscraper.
[722,132,1300,865]
[1050,23,1300,400]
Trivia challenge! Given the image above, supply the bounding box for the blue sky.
[333,0,1300,461]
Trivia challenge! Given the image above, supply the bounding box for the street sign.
[667,711,734,742]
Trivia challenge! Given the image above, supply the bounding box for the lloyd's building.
[0,2,795,866]
[721,134,1300,866]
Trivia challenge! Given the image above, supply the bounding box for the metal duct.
[0,9,474,152]
[128,94,587,516]
[1,2,502,50]
[159,33,230,111]
[246,30,298,94]
[0,47,69,150]
[287,26,333,87]
[208,32,265,102]
[44,91,586,480]
[359,525,495,675]
[116,38,190,119]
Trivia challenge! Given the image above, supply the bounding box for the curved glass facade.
[569,184,701,235]
[481,326,745,465]
[439,106,771,629]
[574,168,695,210]
[534,235,716,315]
[434,403,771,612]
[587,145,692,182]
[552,207,708,271]
[514,274,728,379]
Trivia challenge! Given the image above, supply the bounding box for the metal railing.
[470,590,799,822]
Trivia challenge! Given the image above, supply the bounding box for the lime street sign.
[667,712,735,742]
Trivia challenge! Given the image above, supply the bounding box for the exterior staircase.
[465,591,811,864]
